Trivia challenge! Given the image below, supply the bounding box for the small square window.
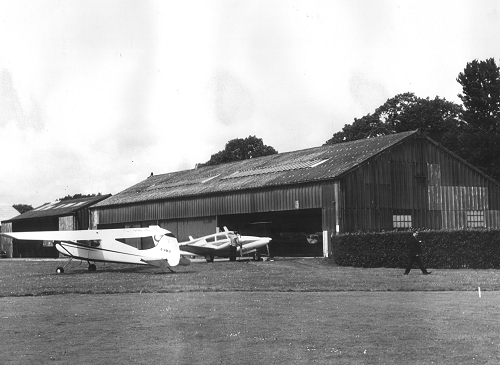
[393,214,412,229]
[467,211,485,228]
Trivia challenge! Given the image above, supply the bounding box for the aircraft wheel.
[56,267,64,274]
[88,264,97,271]
[253,251,261,261]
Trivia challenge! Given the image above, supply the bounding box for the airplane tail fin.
[157,233,181,266]
[156,233,190,267]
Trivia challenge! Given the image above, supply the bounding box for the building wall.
[94,183,326,225]
[341,137,500,232]
[94,182,336,256]
[1,222,13,257]
[59,216,75,230]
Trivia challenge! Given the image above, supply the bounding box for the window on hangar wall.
[466,210,485,228]
[393,214,412,229]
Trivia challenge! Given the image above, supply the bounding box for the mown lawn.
[1,258,500,364]
[0,257,499,296]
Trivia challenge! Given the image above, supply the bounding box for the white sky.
[1,0,499,207]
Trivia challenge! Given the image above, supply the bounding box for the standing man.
[404,231,431,275]
[228,231,239,261]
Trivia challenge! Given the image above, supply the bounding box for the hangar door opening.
[218,209,322,257]
[11,217,59,258]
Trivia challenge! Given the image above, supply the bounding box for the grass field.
[1,258,500,364]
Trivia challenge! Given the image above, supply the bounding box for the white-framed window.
[393,214,412,228]
[466,210,485,228]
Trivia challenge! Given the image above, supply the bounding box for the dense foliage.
[203,135,277,166]
[325,58,500,182]
[457,58,500,133]
[325,93,463,147]
[332,230,500,269]
[58,193,102,201]
[456,58,500,181]
[12,204,33,214]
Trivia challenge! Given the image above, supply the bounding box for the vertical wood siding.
[342,137,500,231]
[58,216,75,231]
[0,222,13,257]
[97,183,325,225]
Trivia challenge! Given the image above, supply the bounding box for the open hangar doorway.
[11,217,60,258]
[217,209,323,257]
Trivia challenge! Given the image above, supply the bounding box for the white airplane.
[1,225,190,273]
[179,228,272,262]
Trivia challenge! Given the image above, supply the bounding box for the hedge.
[331,229,500,269]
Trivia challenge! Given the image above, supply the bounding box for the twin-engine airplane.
[1,225,190,273]
[179,228,272,262]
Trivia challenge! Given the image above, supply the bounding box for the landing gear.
[253,250,261,261]
[56,257,74,274]
[88,263,97,271]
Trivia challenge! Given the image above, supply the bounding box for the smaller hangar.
[1,195,110,258]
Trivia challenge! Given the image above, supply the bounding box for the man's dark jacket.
[409,236,423,256]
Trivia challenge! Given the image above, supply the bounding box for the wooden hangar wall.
[340,135,500,232]
[91,181,339,257]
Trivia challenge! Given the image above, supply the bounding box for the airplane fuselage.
[55,239,153,265]
[179,235,271,258]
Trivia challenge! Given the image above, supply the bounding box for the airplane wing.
[1,225,170,241]
[179,240,231,256]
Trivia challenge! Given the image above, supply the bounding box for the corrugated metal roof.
[5,195,112,222]
[93,131,418,208]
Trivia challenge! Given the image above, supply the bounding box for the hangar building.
[1,195,111,258]
[89,130,500,257]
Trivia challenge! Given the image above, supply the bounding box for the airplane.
[179,227,272,263]
[0,225,190,273]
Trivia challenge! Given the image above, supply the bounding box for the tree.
[58,193,102,201]
[203,136,278,166]
[325,93,463,147]
[325,113,388,144]
[456,58,500,180]
[457,58,500,133]
[12,204,33,214]
[324,59,500,182]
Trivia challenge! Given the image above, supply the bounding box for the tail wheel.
[88,264,97,271]
[56,267,64,274]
